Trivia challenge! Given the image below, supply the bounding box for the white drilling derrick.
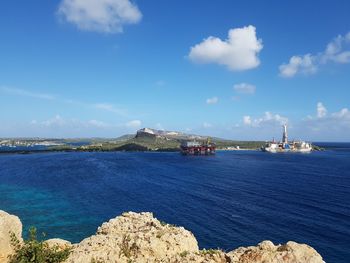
[282,124,288,144]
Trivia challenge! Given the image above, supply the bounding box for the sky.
[0,0,350,141]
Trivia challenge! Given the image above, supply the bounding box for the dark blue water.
[0,148,349,263]
[0,146,49,151]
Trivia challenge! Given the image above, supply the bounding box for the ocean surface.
[0,144,349,263]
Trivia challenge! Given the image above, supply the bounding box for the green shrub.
[8,226,71,263]
[179,251,189,257]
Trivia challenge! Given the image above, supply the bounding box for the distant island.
[0,128,323,154]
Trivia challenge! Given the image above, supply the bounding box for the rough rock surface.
[66,212,199,263]
[0,210,22,263]
[0,210,325,263]
[227,240,325,263]
[44,238,72,250]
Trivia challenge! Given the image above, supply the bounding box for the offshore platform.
[180,138,216,155]
[261,124,312,153]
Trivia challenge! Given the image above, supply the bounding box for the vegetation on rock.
[8,227,70,263]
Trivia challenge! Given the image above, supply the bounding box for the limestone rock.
[0,210,23,263]
[0,210,326,263]
[44,238,72,250]
[66,212,199,263]
[167,250,229,263]
[227,240,325,263]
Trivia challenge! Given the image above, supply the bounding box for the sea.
[0,143,349,263]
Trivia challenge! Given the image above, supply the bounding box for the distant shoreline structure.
[0,127,324,154]
[261,124,313,153]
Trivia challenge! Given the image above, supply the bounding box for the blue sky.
[0,0,350,141]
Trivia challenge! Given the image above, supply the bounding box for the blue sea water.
[0,145,349,263]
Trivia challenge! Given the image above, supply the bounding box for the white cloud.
[300,103,350,140]
[206,96,218,104]
[279,32,350,77]
[317,102,327,118]
[0,86,55,100]
[332,108,350,119]
[279,54,317,77]
[188,25,263,71]
[125,120,141,128]
[58,0,142,33]
[231,103,350,141]
[242,112,288,128]
[243,116,252,125]
[42,115,66,127]
[233,83,256,94]
[322,32,350,64]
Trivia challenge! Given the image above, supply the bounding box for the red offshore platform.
[180,138,216,155]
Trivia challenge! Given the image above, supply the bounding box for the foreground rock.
[227,240,324,263]
[44,238,72,250]
[67,212,199,263]
[0,211,22,263]
[0,210,325,263]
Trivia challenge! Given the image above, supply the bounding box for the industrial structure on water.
[181,138,216,155]
[261,124,312,153]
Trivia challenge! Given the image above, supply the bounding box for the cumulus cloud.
[300,103,350,140]
[279,32,350,77]
[242,116,252,125]
[41,115,66,127]
[242,112,288,128]
[322,32,350,64]
[58,0,142,33]
[233,83,256,94]
[189,25,263,71]
[332,108,350,119]
[206,96,218,104]
[279,54,317,77]
[231,103,350,141]
[125,119,141,128]
[317,102,327,118]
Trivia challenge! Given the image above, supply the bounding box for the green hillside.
[67,130,265,152]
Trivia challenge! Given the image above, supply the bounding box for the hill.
[73,128,265,152]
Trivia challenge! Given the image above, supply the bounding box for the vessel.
[261,124,312,153]
[181,138,216,155]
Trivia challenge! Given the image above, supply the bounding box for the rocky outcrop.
[227,240,325,263]
[0,210,22,263]
[44,238,72,251]
[0,210,325,263]
[66,212,199,263]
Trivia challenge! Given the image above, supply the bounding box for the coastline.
[0,147,324,155]
[0,210,325,263]
[0,144,325,155]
